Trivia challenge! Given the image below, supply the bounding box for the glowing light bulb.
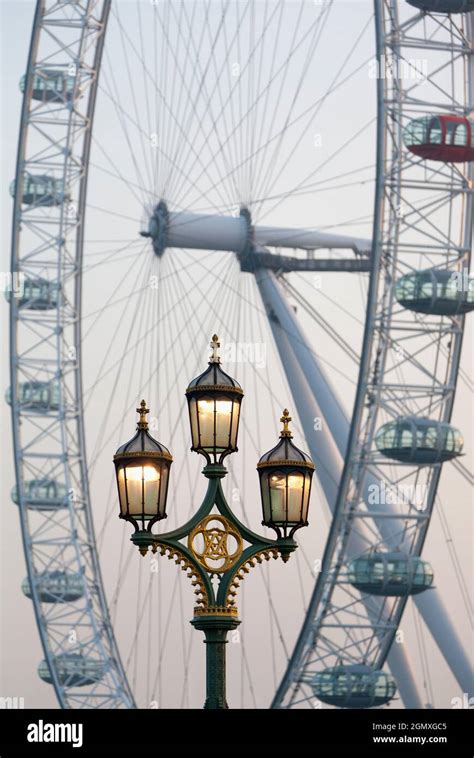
[216,400,232,415]
[125,465,160,482]
[287,474,302,489]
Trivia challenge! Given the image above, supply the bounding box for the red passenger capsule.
[404,115,474,162]
[407,0,474,11]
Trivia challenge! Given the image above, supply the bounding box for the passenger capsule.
[375,417,463,464]
[38,654,105,687]
[10,174,69,206]
[407,0,474,12]
[5,276,60,310]
[6,381,60,412]
[395,269,474,315]
[403,115,474,162]
[312,664,396,708]
[20,69,76,103]
[11,479,68,510]
[347,552,434,596]
[22,571,85,603]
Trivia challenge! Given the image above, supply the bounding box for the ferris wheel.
[8,0,473,710]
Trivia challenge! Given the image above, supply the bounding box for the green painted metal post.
[191,614,241,709]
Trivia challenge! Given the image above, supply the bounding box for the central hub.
[138,203,370,261]
[139,199,169,256]
[139,200,254,262]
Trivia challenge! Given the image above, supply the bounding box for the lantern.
[186,335,244,464]
[113,400,172,530]
[257,409,315,538]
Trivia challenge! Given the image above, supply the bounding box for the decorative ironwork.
[151,543,209,607]
[225,548,280,607]
[188,514,243,573]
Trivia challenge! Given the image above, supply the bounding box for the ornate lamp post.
[113,335,315,709]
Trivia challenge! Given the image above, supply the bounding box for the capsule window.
[396,274,416,300]
[386,560,396,574]
[453,431,463,453]
[385,425,398,447]
[428,117,442,145]
[400,428,412,448]
[351,680,363,694]
[467,281,474,304]
[445,429,455,452]
[442,276,459,300]
[419,426,437,449]
[413,564,424,585]
[372,562,384,580]
[420,278,434,299]
[405,118,428,146]
[319,674,332,694]
[448,122,467,147]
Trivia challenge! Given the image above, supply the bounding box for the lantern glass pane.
[301,471,312,522]
[261,472,272,523]
[267,471,304,523]
[196,397,234,451]
[118,465,160,519]
[286,472,305,522]
[215,399,233,449]
[117,466,127,516]
[230,400,240,449]
[268,472,286,522]
[189,397,199,448]
[158,465,169,516]
[196,398,215,449]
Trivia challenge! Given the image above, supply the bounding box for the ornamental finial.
[280,408,292,438]
[209,334,221,363]
[137,399,149,429]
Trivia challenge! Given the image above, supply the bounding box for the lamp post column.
[191,613,241,709]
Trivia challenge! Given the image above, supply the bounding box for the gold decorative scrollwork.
[188,514,243,573]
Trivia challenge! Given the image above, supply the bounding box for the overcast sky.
[1,0,472,710]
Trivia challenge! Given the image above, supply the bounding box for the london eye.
[7,0,473,710]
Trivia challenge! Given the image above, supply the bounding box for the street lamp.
[257,409,315,539]
[185,334,243,463]
[113,335,315,709]
[113,400,172,535]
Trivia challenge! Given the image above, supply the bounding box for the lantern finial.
[209,334,221,364]
[137,399,149,429]
[280,409,292,438]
